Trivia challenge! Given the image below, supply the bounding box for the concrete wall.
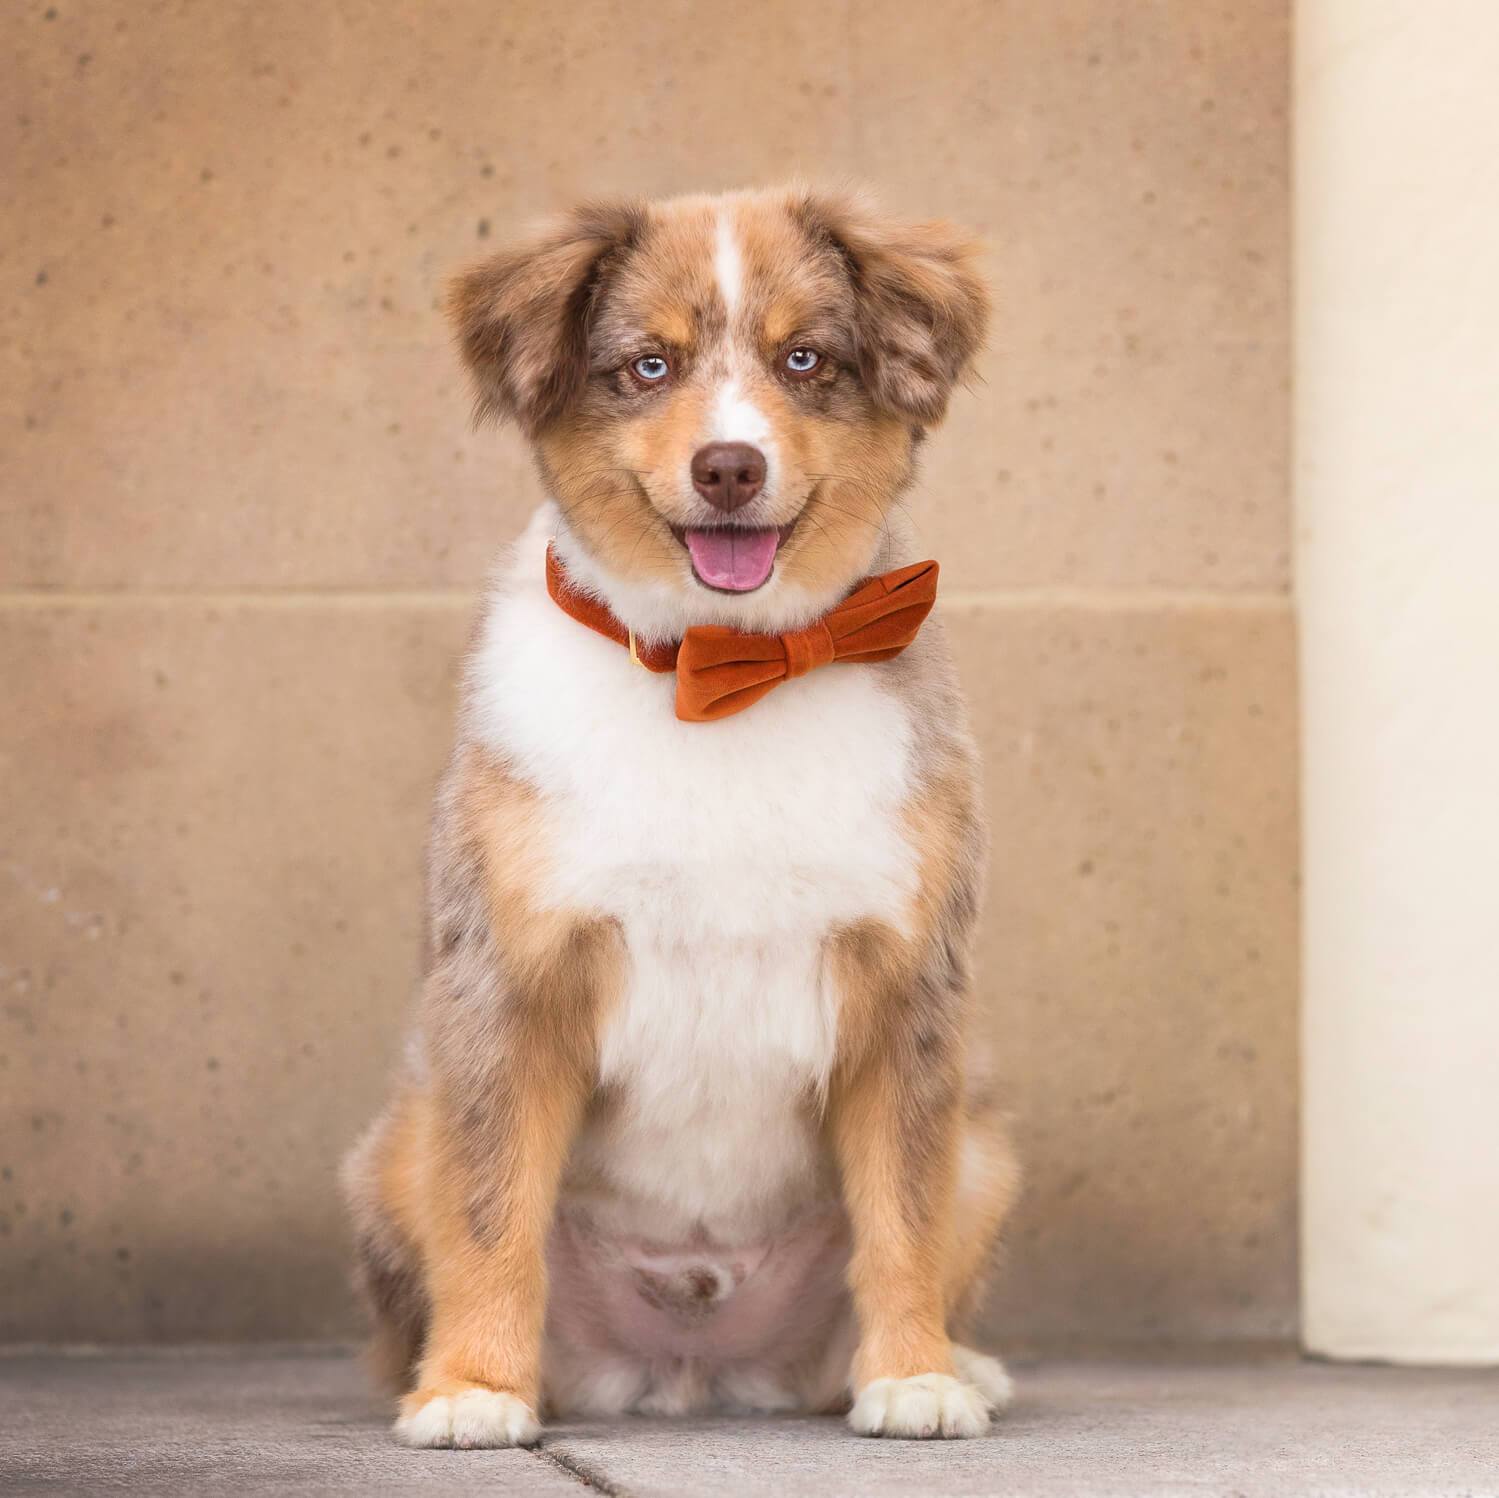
[0,1,1294,1344]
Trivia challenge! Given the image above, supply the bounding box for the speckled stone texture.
[1,0,1294,1347]
[5,1351,1498,1498]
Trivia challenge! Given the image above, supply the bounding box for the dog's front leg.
[828,926,992,1440]
[396,903,619,1449]
[393,1065,579,1447]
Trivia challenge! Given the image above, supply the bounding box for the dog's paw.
[951,1344,1015,1413]
[848,1372,991,1439]
[395,1386,541,1449]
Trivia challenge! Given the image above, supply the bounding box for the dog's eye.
[630,355,670,383]
[784,348,821,376]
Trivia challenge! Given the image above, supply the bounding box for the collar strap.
[545,544,680,672]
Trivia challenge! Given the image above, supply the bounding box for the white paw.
[951,1343,1015,1412]
[848,1372,991,1439]
[395,1388,541,1449]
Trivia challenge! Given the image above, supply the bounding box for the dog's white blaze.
[707,213,778,487]
[707,374,772,447]
[714,210,743,315]
[471,506,920,1243]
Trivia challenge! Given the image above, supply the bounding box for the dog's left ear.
[796,189,989,426]
[447,199,645,436]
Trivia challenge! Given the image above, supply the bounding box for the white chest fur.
[469,512,919,1238]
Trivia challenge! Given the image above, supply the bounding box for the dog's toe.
[951,1344,1016,1412]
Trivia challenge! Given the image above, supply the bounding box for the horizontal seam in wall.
[0,589,481,609]
[0,588,1292,611]
[943,589,1290,612]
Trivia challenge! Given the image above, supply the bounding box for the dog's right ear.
[793,187,989,427]
[446,200,645,436]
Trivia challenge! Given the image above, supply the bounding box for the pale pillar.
[1298,0,1499,1362]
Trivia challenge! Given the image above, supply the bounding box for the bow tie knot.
[781,621,837,680]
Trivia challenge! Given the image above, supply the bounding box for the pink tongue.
[684,528,780,592]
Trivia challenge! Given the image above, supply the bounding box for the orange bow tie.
[545,544,939,722]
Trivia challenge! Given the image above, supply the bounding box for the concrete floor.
[2,1348,1496,1497]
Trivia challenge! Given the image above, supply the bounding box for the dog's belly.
[543,1200,853,1415]
[548,1201,851,1362]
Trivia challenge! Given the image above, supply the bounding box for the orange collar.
[545,543,939,722]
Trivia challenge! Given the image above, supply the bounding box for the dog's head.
[448,186,988,635]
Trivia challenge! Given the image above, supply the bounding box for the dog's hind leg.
[943,1090,1022,1413]
[341,1098,429,1394]
[944,1090,1021,1332]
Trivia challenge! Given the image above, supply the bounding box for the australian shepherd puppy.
[342,184,1019,1448]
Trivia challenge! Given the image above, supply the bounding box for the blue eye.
[785,347,821,374]
[631,355,670,382]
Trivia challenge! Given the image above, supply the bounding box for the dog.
[342,184,1019,1448]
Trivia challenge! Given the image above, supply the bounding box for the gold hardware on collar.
[628,629,645,669]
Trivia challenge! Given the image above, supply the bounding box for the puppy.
[342,184,1019,1448]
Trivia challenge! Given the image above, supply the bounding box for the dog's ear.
[796,189,989,426]
[446,200,646,436]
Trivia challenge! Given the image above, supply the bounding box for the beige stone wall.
[1,2,1293,1343]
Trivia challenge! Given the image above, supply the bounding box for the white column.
[1298,0,1499,1363]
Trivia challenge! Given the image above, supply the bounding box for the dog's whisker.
[806,497,888,535]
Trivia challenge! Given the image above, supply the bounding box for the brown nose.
[691,442,766,512]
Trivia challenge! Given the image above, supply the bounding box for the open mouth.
[672,520,798,594]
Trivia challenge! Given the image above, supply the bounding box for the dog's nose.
[691,443,766,512]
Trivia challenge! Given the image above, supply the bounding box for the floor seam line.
[535,1441,630,1496]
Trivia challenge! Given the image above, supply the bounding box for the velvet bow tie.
[544,543,940,722]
